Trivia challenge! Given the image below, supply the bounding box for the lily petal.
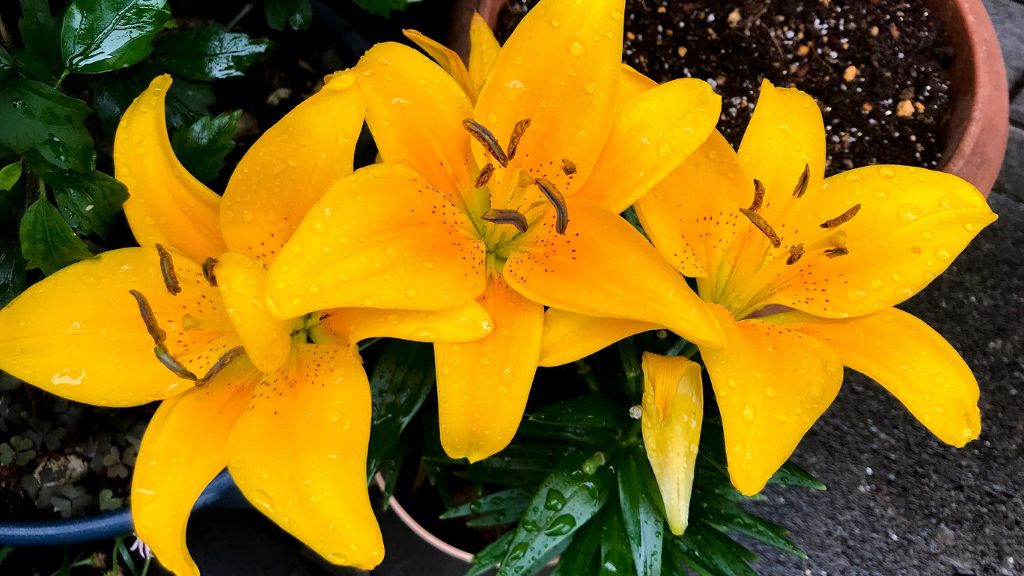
[474,0,624,195]
[636,130,750,279]
[539,308,657,367]
[775,308,981,446]
[215,252,291,373]
[618,64,657,100]
[132,361,259,576]
[701,306,842,496]
[435,275,543,462]
[228,344,383,569]
[221,72,365,264]
[575,79,721,214]
[318,302,494,345]
[266,163,486,319]
[357,42,475,209]
[404,29,475,99]
[115,75,226,262]
[504,198,722,348]
[766,166,996,318]
[0,247,239,406]
[737,79,826,225]
[640,352,703,536]
[467,13,500,97]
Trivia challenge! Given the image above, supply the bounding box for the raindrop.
[568,42,584,57]
[544,515,576,536]
[543,489,566,511]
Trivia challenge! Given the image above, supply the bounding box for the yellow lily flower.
[0,73,492,574]
[540,80,998,496]
[266,0,726,463]
[640,352,703,536]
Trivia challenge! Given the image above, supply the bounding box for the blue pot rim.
[0,469,239,547]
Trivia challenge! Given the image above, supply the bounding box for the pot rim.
[373,473,475,564]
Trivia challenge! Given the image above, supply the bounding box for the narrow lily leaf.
[170,111,241,183]
[43,170,128,239]
[375,433,407,505]
[694,488,805,558]
[466,531,515,576]
[463,442,577,488]
[497,452,613,576]
[61,0,170,74]
[0,79,95,172]
[264,0,312,31]
[441,486,533,527]
[19,197,93,274]
[669,535,720,576]
[768,461,827,490]
[0,241,27,308]
[17,0,62,82]
[0,163,22,192]
[600,503,636,576]
[154,26,271,81]
[549,513,603,576]
[351,0,408,17]
[0,46,12,81]
[529,393,630,429]
[618,452,665,576]
[676,522,757,576]
[367,341,435,479]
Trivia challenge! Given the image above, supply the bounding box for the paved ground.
[177,2,1024,575]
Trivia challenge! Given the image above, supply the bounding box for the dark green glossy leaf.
[466,530,515,576]
[0,47,12,81]
[170,110,240,183]
[617,339,643,402]
[154,26,271,81]
[351,0,408,17]
[618,451,664,576]
[497,451,613,576]
[93,72,215,136]
[61,0,170,74]
[367,341,435,478]
[529,393,630,429]
[675,522,757,576]
[517,419,619,447]
[0,78,95,172]
[441,486,532,528]
[264,0,312,31]
[17,0,63,82]
[43,170,128,239]
[549,511,603,576]
[0,163,22,192]
[0,241,27,308]
[375,433,407,507]
[600,501,635,576]
[768,461,827,491]
[20,197,93,275]
[694,487,805,558]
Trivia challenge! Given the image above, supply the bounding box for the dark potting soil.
[497,0,954,176]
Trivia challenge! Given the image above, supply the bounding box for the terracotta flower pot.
[448,0,1008,196]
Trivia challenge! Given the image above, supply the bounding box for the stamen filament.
[820,203,862,229]
[463,119,509,167]
[128,289,167,344]
[534,177,569,234]
[155,344,197,380]
[156,244,181,295]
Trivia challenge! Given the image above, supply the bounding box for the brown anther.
[507,119,531,160]
[820,203,862,228]
[156,244,181,295]
[561,158,577,176]
[155,344,198,380]
[475,163,495,188]
[129,289,166,345]
[534,177,569,234]
[463,119,509,167]
[786,244,805,265]
[749,179,765,212]
[739,207,782,248]
[202,257,219,287]
[195,346,246,387]
[792,164,810,198]
[481,208,529,233]
[825,247,850,258]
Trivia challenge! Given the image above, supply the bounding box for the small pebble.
[896,99,915,117]
[843,65,859,81]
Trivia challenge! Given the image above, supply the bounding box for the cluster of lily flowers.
[0,0,996,573]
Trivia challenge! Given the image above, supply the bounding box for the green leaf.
[674,522,757,576]
[466,530,515,576]
[498,451,613,576]
[618,451,664,576]
[42,170,128,239]
[170,110,240,183]
[154,26,271,81]
[0,47,12,81]
[0,241,28,308]
[529,393,630,429]
[264,0,312,31]
[550,512,603,576]
[20,197,93,275]
[17,0,63,82]
[0,163,23,192]
[768,461,827,491]
[351,0,408,17]
[0,546,13,566]
[93,72,215,136]
[61,0,171,74]
[366,341,435,479]
[0,78,95,172]
[441,486,533,528]
[600,502,635,576]
[694,487,805,558]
